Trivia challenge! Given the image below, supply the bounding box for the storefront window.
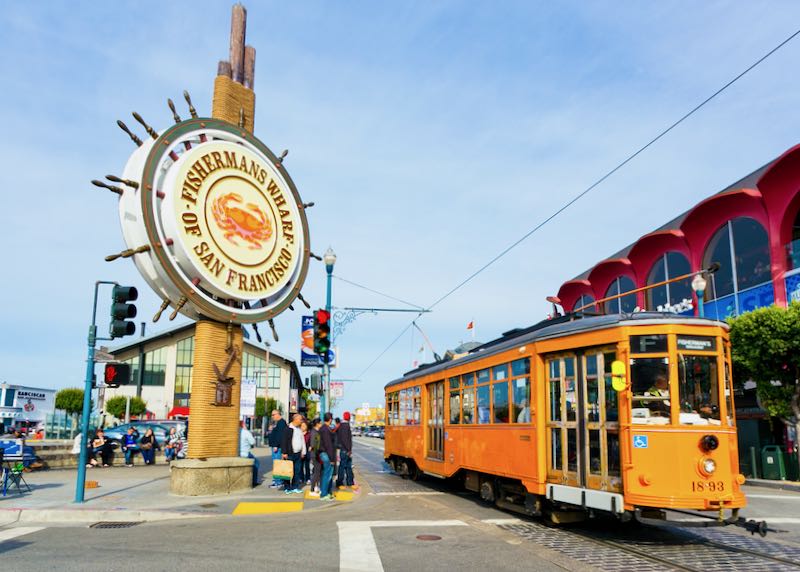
[678,354,720,425]
[646,252,692,311]
[174,336,194,401]
[142,347,167,386]
[787,209,800,270]
[604,276,636,313]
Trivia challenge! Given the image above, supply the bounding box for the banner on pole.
[330,381,344,399]
[240,377,257,417]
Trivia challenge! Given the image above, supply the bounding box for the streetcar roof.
[385,312,727,389]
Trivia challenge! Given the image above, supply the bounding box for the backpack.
[310,430,321,453]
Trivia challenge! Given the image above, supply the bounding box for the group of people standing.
[266,410,355,500]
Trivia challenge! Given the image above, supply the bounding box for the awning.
[168,407,190,419]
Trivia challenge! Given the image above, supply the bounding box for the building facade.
[103,323,303,419]
[556,143,800,319]
[0,383,56,433]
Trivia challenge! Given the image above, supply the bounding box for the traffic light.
[313,309,331,357]
[310,372,322,390]
[110,285,138,338]
[104,363,131,388]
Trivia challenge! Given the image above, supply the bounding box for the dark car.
[103,422,172,447]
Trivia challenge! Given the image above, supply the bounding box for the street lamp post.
[321,247,337,417]
[692,273,707,318]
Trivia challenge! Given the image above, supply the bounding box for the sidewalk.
[746,477,800,493]
[0,447,362,525]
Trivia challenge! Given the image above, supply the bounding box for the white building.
[0,383,56,432]
[103,323,304,420]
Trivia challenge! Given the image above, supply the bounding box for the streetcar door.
[581,351,621,492]
[426,381,445,461]
[546,355,579,486]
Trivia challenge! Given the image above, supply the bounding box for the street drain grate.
[199,503,218,508]
[416,534,442,541]
[90,521,142,529]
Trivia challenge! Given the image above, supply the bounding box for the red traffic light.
[315,309,330,324]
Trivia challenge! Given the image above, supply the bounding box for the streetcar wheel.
[480,480,496,503]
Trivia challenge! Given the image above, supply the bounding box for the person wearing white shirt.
[239,422,259,487]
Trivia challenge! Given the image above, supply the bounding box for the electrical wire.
[333,275,426,310]
[354,26,800,378]
[425,26,800,311]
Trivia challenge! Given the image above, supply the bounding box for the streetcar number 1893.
[692,481,724,492]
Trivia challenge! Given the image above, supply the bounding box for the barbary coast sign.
[117,118,310,324]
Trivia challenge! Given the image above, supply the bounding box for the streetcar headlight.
[702,458,716,475]
[700,435,719,452]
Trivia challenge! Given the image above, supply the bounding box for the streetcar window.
[399,389,408,425]
[449,391,461,424]
[588,430,601,475]
[477,369,490,384]
[462,388,475,424]
[725,358,734,426]
[604,353,619,423]
[492,382,509,423]
[565,357,577,422]
[449,376,460,389]
[512,358,530,377]
[477,385,490,424]
[492,364,508,381]
[631,357,671,424]
[462,372,475,386]
[630,334,668,353]
[551,428,562,470]
[607,431,621,477]
[586,354,600,423]
[567,429,578,472]
[412,386,421,425]
[512,377,531,423]
[678,355,721,425]
[549,379,561,422]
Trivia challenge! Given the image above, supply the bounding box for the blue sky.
[2,1,800,414]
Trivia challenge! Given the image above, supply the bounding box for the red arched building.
[557,144,800,320]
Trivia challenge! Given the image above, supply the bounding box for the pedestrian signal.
[110,285,138,338]
[104,363,131,388]
[313,309,331,358]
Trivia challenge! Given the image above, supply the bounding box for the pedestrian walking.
[308,418,322,497]
[280,413,306,494]
[300,420,311,484]
[319,412,336,501]
[140,428,160,465]
[336,412,355,488]
[267,410,287,488]
[239,421,259,487]
[122,426,140,467]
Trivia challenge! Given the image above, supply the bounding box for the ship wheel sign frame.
[100,102,313,330]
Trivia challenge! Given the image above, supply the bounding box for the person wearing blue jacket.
[122,427,140,467]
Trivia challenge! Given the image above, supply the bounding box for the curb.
[0,508,215,525]
[745,479,800,493]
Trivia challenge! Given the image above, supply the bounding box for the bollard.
[749,446,759,479]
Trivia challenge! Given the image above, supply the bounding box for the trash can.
[761,445,786,480]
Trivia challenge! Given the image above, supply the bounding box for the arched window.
[703,217,772,313]
[788,209,800,270]
[646,252,692,311]
[604,276,636,313]
[572,294,595,312]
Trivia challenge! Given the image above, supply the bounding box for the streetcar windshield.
[677,354,721,425]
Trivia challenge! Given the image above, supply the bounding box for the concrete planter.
[169,457,254,496]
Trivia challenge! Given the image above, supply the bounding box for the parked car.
[378,427,385,439]
[103,422,173,447]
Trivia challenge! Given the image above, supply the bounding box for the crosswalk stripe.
[0,527,45,543]
[368,491,444,496]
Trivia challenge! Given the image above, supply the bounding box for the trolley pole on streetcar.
[320,248,337,417]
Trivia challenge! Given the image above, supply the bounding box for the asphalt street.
[1,437,799,571]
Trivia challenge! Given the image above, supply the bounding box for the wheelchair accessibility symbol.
[633,435,649,449]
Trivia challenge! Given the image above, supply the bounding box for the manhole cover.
[90,521,141,529]
[416,534,442,541]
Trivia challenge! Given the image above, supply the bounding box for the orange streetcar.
[384,313,767,533]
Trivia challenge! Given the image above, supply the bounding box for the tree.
[255,396,266,418]
[105,396,147,419]
[728,302,800,476]
[301,389,318,419]
[55,388,86,416]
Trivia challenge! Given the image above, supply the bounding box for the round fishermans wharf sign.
[116,117,310,323]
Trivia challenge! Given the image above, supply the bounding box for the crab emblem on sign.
[212,192,273,249]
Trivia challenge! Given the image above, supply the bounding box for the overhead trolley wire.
[333,275,427,310]
[354,26,800,378]
[426,26,800,311]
